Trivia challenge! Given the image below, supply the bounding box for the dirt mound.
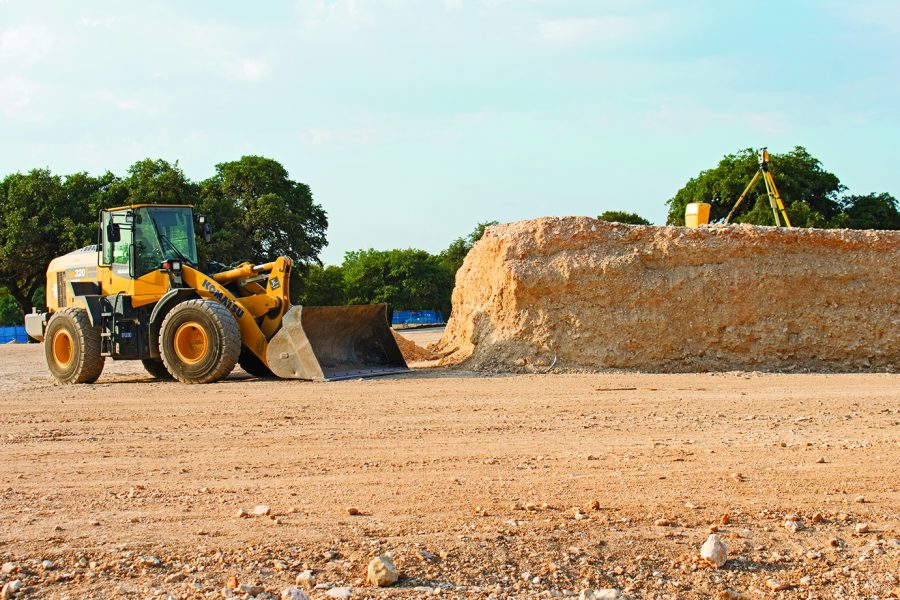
[434,216,900,372]
[392,330,438,362]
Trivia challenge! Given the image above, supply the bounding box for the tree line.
[2,146,897,326]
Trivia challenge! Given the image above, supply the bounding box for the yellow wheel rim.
[52,330,74,368]
[173,321,209,365]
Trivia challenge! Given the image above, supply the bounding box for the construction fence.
[0,326,29,344]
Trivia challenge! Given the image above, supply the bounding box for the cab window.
[101,211,133,277]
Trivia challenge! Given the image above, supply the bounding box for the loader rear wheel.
[141,358,173,380]
[45,307,105,384]
[238,346,275,378]
[159,300,240,384]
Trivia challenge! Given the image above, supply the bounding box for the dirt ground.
[0,342,898,599]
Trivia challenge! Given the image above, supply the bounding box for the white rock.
[281,587,310,600]
[140,555,162,567]
[324,588,352,599]
[0,563,15,575]
[295,570,315,588]
[40,560,54,570]
[367,556,398,587]
[253,505,271,516]
[1,580,21,599]
[700,534,729,567]
[579,589,619,600]
[784,519,804,533]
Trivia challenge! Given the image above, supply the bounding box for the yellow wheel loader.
[25,204,407,384]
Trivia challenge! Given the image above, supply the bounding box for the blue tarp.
[0,325,28,344]
[391,310,445,326]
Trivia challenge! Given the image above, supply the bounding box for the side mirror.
[107,222,121,243]
[197,214,212,242]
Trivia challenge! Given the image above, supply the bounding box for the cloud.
[80,16,120,28]
[236,58,269,81]
[0,75,41,120]
[537,12,671,46]
[0,25,56,64]
[92,90,159,116]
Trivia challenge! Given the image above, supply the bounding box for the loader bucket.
[265,304,409,381]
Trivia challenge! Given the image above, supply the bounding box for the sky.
[1,0,898,264]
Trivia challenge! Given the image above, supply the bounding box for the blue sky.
[2,1,898,264]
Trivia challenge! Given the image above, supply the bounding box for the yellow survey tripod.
[724,148,792,227]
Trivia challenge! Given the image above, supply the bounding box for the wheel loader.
[25,204,407,384]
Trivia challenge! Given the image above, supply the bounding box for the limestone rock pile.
[434,217,899,372]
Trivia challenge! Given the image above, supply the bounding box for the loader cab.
[100,205,199,279]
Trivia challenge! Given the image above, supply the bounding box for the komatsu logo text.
[201,279,245,318]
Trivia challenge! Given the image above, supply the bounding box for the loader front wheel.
[141,358,173,380]
[159,300,240,384]
[45,307,105,384]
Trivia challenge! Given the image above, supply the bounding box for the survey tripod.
[723,148,792,227]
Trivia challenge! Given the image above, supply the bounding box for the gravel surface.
[0,344,898,598]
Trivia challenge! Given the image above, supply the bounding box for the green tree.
[836,193,900,230]
[342,249,454,314]
[666,147,844,226]
[298,264,346,306]
[597,210,651,225]
[438,220,499,275]
[104,159,198,209]
[0,169,106,317]
[197,156,327,267]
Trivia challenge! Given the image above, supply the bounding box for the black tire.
[45,307,105,384]
[159,299,241,384]
[238,346,275,378]
[141,358,173,380]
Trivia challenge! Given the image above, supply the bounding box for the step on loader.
[25,203,408,384]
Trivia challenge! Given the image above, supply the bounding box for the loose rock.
[253,504,271,516]
[164,572,187,583]
[700,534,729,568]
[1,580,21,600]
[716,589,748,600]
[281,587,310,600]
[346,507,360,516]
[295,570,315,588]
[325,587,352,599]
[367,556,399,587]
[579,589,619,600]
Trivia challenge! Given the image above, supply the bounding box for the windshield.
[133,206,198,276]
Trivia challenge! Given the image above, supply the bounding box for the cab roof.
[106,203,194,212]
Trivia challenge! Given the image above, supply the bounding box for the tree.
[342,249,454,314]
[835,193,900,230]
[438,220,499,275]
[298,265,346,306]
[597,210,651,225]
[0,169,106,317]
[197,156,327,270]
[666,147,844,226]
[105,159,199,208]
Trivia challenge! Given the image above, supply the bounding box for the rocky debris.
[391,330,438,362]
[39,560,54,570]
[435,217,900,372]
[346,507,360,516]
[654,518,671,526]
[0,564,15,575]
[416,549,439,562]
[324,587,352,599]
[295,570,316,588]
[164,572,187,583]
[854,495,866,503]
[1,580,21,599]
[139,555,161,567]
[367,556,399,587]
[716,589,748,600]
[281,587,310,600]
[226,575,240,589]
[253,504,271,516]
[765,579,790,591]
[236,508,250,518]
[700,534,729,567]
[855,523,870,533]
[579,589,619,600]
[238,583,264,595]
[784,517,804,532]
